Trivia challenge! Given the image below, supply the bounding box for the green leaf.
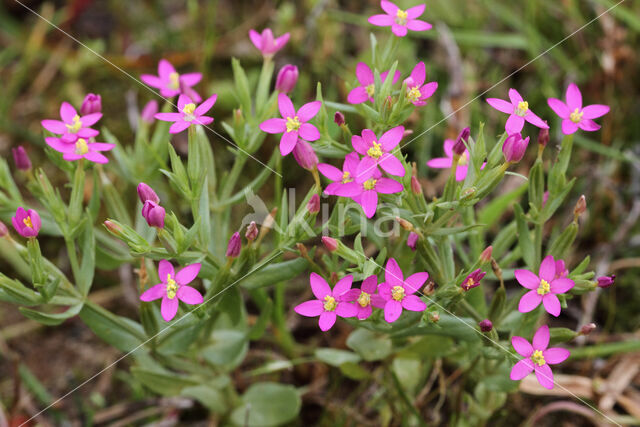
[19,303,83,326]
[240,258,309,290]
[478,183,527,228]
[346,329,392,361]
[78,217,95,296]
[513,204,534,269]
[131,367,198,396]
[231,382,301,427]
[182,384,227,413]
[314,348,361,367]
[202,330,248,368]
[79,302,146,352]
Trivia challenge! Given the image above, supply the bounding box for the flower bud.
[478,319,493,332]
[307,193,320,214]
[542,191,549,208]
[296,242,308,259]
[80,93,102,115]
[502,133,529,163]
[141,100,158,124]
[479,246,493,264]
[142,200,165,228]
[275,64,298,94]
[226,232,241,258]
[395,217,413,231]
[12,146,32,171]
[0,220,8,237]
[11,207,41,238]
[322,236,338,252]
[137,182,160,204]
[428,311,440,323]
[574,195,587,218]
[452,127,470,155]
[579,323,596,336]
[537,125,549,147]
[461,268,485,291]
[103,220,123,236]
[334,111,345,126]
[407,232,418,251]
[411,176,422,195]
[245,221,258,241]
[597,275,615,288]
[292,140,318,171]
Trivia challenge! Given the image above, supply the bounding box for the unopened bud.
[307,193,320,214]
[296,242,308,259]
[334,111,345,126]
[537,125,549,147]
[491,259,503,282]
[330,271,339,285]
[226,232,241,258]
[460,187,476,200]
[502,133,530,163]
[104,220,123,236]
[597,275,615,288]
[479,246,493,263]
[542,191,549,208]
[0,220,8,237]
[452,127,470,155]
[478,319,493,332]
[403,129,414,137]
[407,232,418,251]
[579,323,596,335]
[275,64,298,94]
[396,217,413,231]
[574,195,587,218]
[292,140,318,171]
[245,221,258,241]
[322,236,338,252]
[137,182,160,204]
[80,93,102,115]
[12,146,32,171]
[411,176,422,195]
[423,281,435,295]
[429,311,440,323]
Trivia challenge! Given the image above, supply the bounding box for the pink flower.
[515,255,575,317]
[142,201,165,228]
[259,93,321,156]
[141,100,159,124]
[41,101,101,143]
[352,126,405,179]
[226,232,241,258]
[403,62,438,106]
[137,182,159,204]
[294,273,358,331]
[140,59,202,102]
[80,93,102,115]
[12,146,32,171]
[45,137,114,164]
[140,260,203,322]
[378,258,428,322]
[502,133,530,163]
[347,62,401,104]
[354,169,404,218]
[486,89,549,135]
[407,232,418,251]
[461,269,486,291]
[292,139,318,171]
[427,139,485,181]
[275,64,299,94]
[547,83,609,135]
[155,94,217,134]
[248,28,290,57]
[368,1,432,37]
[510,325,570,389]
[340,275,386,320]
[318,152,361,198]
[307,194,320,214]
[11,207,41,238]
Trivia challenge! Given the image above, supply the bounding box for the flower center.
[169,72,180,89]
[391,285,405,301]
[66,115,82,133]
[407,86,421,102]
[531,350,546,366]
[366,141,383,159]
[357,292,371,308]
[75,138,89,155]
[323,295,337,311]
[537,279,551,296]
[458,152,469,165]
[341,171,353,184]
[182,103,196,121]
[366,84,375,97]
[363,178,377,191]
[515,101,529,117]
[166,274,178,299]
[464,278,474,290]
[286,116,301,133]
[570,108,583,123]
[395,9,408,25]
[23,217,33,228]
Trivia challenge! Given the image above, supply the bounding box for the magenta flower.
[368,1,432,37]
[515,255,575,317]
[45,137,114,164]
[140,59,202,102]
[249,28,290,58]
[502,133,530,163]
[226,232,242,258]
[12,207,41,238]
[352,126,405,179]
[461,269,486,291]
[12,146,32,171]
[41,102,101,144]
[259,93,321,156]
[486,89,549,135]
[141,100,159,124]
[547,83,610,135]
[275,64,299,94]
[407,232,418,251]
[142,200,166,228]
[378,258,428,322]
[340,275,386,320]
[155,94,217,134]
[140,260,203,322]
[403,62,438,106]
[597,275,615,288]
[318,152,361,198]
[80,93,102,115]
[294,273,358,331]
[353,169,404,218]
[510,325,570,389]
[347,62,401,104]
[292,139,318,171]
[427,139,485,181]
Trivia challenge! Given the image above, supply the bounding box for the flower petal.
[333,275,354,298]
[161,295,179,322]
[532,325,550,351]
[409,62,426,87]
[297,101,322,122]
[351,134,369,155]
[508,88,523,104]
[359,190,378,218]
[379,153,405,176]
[158,260,175,282]
[334,182,361,197]
[80,113,102,127]
[380,0,398,15]
[140,283,166,301]
[534,363,555,389]
[512,336,533,357]
[561,119,579,135]
[524,111,549,129]
[379,125,404,151]
[180,72,202,87]
[140,74,162,88]
[279,131,298,155]
[565,83,582,110]
[169,120,191,134]
[41,119,67,134]
[406,4,425,18]
[578,119,601,131]
[310,272,331,300]
[362,275,379,294]
[378,282,391,301]
[581,104,609,119]
[407,19,432,31]
[510,358,534,380]
[355,62,373,86]
[385,258,404,286]
[514,269,540,290]
[60,102,77,122]
[318,311,337,331]
[195,94,218,115]
[158,59,176,80]
[277,93,295,118]
[539,255,556,282]
[83,152,109,164]
[248,29,262,50]
[550,278,574,294]
[402,294,426,311]
[486,98,513,114]
[347,86,369,104]
[543,347,570,365]
[155,112,182,122]
[294,300,324,317]
[260,118,287,134]
[177,285,204,304]
[336,302,358,318]
[318,163,343,181]
[384,300,403,323]
[357,304,373,320]
[391,24,408,37]
[547,98,570,118]
[404,272,429,293]
[368,14,394,26]
[518,290,542,313]
[375,177,403,194]
[542,293,561,317]
[505,114,525,135]
[298,123,320,141]
[176,263,201,285]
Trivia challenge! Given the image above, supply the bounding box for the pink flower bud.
[104,220,123,236]
[452,127,470,155]
[80,93,102,115]
[12,146,32,171]
[245,221,258,241]
[137,182,160,204]
[574,195,587,217]
[0,220,8,237]
[141,100,158,124]
[292,140,318,171]
[538,125,549,147]
[322,236,338,252]
[580,323,596,335]
[396,217,413,231]
[11,207,41,238]
[411,176,422,195]
[275,64,298,94]
[479,319,493,332]
[597,275,615,288]
[407,232,418,251]
[334,111,345,126]
[142,200,165,228]
[542,190,549,208]
[226,232,242,258]
[461,269,485,291]
[307,194,320,214]
[480,246,493,263]
[502,133,530,163]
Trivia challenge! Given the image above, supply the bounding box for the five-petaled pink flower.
[347,62,401,104]
[155,94,217,134]
[141,59,202,102]
[259,93,321,156]
[294,273,358,331]
[340,275,386,320]
[12,207,41,238]
[368,1,432,37]
[354,169,404,218]
[515,255,575,317]
[427,139,485,181]
[140,260,204,322]
[249,28,290,58]
[378,258,428,322]
[318,152,361,198]
[41,101,101,144]
[352,126,406,179]
[403,62,438,106]
[487,89,549,135]
[547,83,610,135]
[45,137,114,164]
[510,325,570,389]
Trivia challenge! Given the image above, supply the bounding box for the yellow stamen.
[570,108,583,123]
[531,350,546,366]
[75,138,89,155]
[407,86,422,103]
[537,279,551,296]
[366,84,375,98]
[323,295,337,311]
[366,141,383,159]
[286,116,301,133]
[458,152,469,166]
[515,101,529,117]
[182,103,196,121]
[169,72,180,90]
[166,274,178,299]
[363,178,377,191]
[341,171,353,184]
[395,9,408,25]
[23,217,33,228]
[391,285,405,301]
[66,115,82,133]
[357,292,371,308]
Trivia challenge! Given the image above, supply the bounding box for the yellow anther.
[286,116,301,133]
[515,101,529,117]
[363,179,377,191]
[366,84,375,97]
[341,171,353,184]
[407,86,422,103]
[23,217,33,228]
[366,142,383,159]
[395,9,408,25]
[357,292,371,308]
[537,279,551,296]
[182,103,196,120]
[391,285,405,301]
[66,115,82,133]
[166,274,178,299]
[323,295,337,311]
[75,138,89,155]
[570,108,583,123]
[169,72,180,89]
[531,350,546,366]
[458,152,469,165]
